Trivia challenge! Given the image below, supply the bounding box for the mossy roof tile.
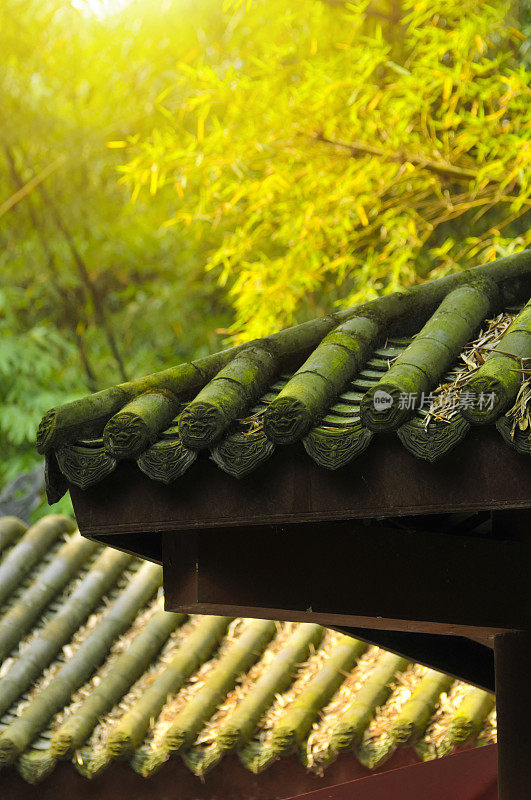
[36,254,531,498]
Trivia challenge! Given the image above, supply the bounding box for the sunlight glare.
[71,0,132,18]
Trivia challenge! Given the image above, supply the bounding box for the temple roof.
[37,253,531,499]
[0,515,496,786]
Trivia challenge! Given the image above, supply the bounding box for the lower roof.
[0,515,496,787]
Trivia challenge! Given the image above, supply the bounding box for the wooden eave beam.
[161,520,526,634]
[160,514,531,690]
[70,428,531,538]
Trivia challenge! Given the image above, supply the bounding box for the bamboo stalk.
[105,615,231,758]
[161,620,276,754]
[34,172,129,383]
[50,609,185,758]
[0,534,98,662]
[0,154,66,218]
[0,517,27,555]
[36,251,531,454]
[264,636,367,757]
[436,687,495,757]
[0,515,76,608]
[360,280,499,431]
[0,548,131,719]
[4,143,99,393]
[0,562,161,765]
[462,298,531,424]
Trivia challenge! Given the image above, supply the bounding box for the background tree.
[0,0,529,513]
[0,0,231,493]
[120,0,531,341]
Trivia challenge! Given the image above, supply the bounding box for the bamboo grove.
[2,0,530,502]
[119,0,531,341]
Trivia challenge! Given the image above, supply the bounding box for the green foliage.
[1,0,530,493]
[121,0,531,340]
[0,289,84,486]
[0,0,232,492]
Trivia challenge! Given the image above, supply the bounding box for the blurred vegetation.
[123,0,531,340]
[0,0,529,514]
[0,0,232,496]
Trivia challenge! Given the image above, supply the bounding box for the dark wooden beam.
[85,531,163,565]
[332,628,495,692]
[0,747,420,800]
[70,428,531,536]
[162,529,501,687]
[159,516,531,689]
[162,520,530,633]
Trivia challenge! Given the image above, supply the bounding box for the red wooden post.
[495,631,531,800]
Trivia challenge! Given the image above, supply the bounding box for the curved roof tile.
[36,253,531,499]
